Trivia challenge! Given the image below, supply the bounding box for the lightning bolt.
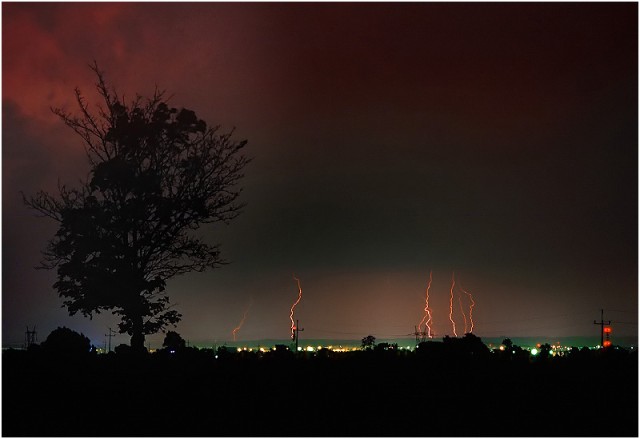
[461,288,475,333]
[290,275,303,340]
[418,270,434,338]
[458,296,468,334]
[232,301,253,342]
[449,271,458,337]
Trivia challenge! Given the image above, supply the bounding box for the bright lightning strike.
[418,270,434,338]
[458,296,468,334]
[290,275,303,340]
[449,271,458,337]
[461,288,475,333]
[232,301,252,342]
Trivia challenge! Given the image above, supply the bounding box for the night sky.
[3,2,638,349]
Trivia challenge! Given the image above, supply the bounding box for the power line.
[486,311,593,325]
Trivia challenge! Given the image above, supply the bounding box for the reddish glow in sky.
[3,3,637,348]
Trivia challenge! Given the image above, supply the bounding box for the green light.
[531,348,538,355]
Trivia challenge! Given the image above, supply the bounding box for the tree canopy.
[162,330,186,352]
[24,63,250,351]
[361,335,376,349]
[41,326,91,355]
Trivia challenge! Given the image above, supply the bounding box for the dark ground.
[2,347,637,437]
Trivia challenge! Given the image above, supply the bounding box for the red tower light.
[603,326,612,348]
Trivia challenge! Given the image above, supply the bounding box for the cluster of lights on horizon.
[115,339,631,356]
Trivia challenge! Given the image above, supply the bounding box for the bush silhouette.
[41,327,90,355]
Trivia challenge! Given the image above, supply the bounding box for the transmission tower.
[593,309,611,348]
[24,326,37,349]
[414,326,429,346]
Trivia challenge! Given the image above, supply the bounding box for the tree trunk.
[130,314,146,353]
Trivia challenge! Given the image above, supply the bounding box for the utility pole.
[593,309,611,348]
[293,319,304,352]
[104,327,116,353]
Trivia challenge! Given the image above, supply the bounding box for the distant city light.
[531,348,538,356]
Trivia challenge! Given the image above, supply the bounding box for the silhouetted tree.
[163,330,186,352]
[24,63,250,352]
[460,333,490,356]
[537,343,552,359]
[41,326,91,355]
[361,335,376,350]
